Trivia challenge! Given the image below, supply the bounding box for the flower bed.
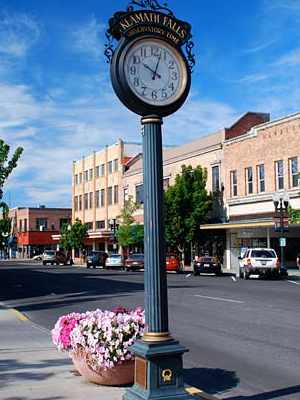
[52,306,145,378]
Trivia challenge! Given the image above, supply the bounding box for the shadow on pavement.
[184,367,239,394]
[3,397,63,400]
[225,384,300,400]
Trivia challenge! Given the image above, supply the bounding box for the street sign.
[279,237,286,247]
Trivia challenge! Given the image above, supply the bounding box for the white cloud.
[275,48,300,66]
[0,11,40,57]
[71,16,105,60]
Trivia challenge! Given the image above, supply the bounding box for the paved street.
[1,261,300,400]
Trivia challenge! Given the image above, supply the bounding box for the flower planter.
[71,350,134,386]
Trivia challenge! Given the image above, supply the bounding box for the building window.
[86,222,93,231]
[95,190,100,208]
[100,189,105,207]
[257,164,265,193]
[79,173,82,184]
[124,187,129,202]
[89,168,93,180]
[245,167,253,195]
[84,170,89,182]
[74,196,78,211]
[78,195,82,210]
[95,166,100,178]
[275,160,284,190]
[100,164,105,176]
[75,174,78,185]
[84,193,89,209]
[289,157,298,188]
[108,161,113,174]
[114,159,118,172]
[108,186,113,205]
[212,165,220,192]
[60,218,70,229]
[96,220,105,230]
[136,184,144,204]
[114,185,119,204]
[36,218,48,231]
[24,219,27,232]
[89,192,93,209]
[19,219,22,232]
[230,171,237,197]
[163,178,170,191]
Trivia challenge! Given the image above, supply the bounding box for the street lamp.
[109,218,118,251]
[272,192,289,274]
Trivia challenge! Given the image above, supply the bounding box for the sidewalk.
[0,305,125,400]
[0,305,215,400]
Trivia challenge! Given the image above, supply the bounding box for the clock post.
[105,1,198,399]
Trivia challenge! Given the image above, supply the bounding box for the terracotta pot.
[71,351,134,386]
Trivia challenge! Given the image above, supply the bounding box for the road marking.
[288,280,300,285]
[9,308,28,321]
[194,294,244,304]
[186,386,219,399]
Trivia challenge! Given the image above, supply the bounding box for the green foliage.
[164,165,212,251]
[288,205,300,224]
[0,139,23,199]
[60,219,88,251]
[116,197,144,248]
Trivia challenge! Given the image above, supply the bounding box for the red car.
[165,254,181,273]
[124,253,144,271]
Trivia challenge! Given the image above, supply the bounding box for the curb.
[186,386,219,399]
[9,307,29,321]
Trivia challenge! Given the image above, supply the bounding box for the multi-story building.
[72,139,141,253]
[9,206,71,258]
[72,111,300,270]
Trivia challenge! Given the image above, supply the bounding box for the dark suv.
[86,251,108,269]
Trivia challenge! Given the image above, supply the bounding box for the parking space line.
[194,294,244,304]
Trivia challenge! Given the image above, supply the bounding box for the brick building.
[9,206,71,258]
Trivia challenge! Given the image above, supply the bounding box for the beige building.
[72,139,141,253]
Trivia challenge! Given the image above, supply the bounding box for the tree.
[0,139,23,200]
[164,165,212,263]
[117,197,144,253]
[0,202,11,256]
[59,219,88,253]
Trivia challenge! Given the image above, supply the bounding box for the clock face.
[123,38,187,107]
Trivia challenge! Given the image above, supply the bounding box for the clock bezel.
[110,34,191,117]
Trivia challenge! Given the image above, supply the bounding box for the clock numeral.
[168,60,175,69]
[151,90,158,100]
[133,56,141,64]
[141,86,147,96]
[151,46,160,57]
[134,77,139,87]
[161,89,167,99]
[171,71,178,80]
[168,82,175,91]
[130,66,136,75]
[141,47,148,58]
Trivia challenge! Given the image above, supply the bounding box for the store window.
[245,167,253,195]
[289,157,298,188]
[257,164,265,193]
[275,160,284,190]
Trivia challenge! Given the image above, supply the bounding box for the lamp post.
[273,192,289,274]
[109,218,118,252]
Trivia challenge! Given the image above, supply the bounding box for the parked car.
[42,250,73,266]
[165,254,181,273]
[86,251,108,269]
[106,254,124,269]
[124,253,144,271]
[42,250,56,265]
[32,254,43,261]
[193,255,222,276]
[239,248,285,279]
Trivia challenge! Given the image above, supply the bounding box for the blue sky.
[1,0,300,208]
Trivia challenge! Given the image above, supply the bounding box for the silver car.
[42,250,56,265]
[106,254,124,269]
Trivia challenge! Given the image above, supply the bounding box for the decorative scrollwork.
[185,38,196,72]
[104,30,115,64]
[127,0,174,16]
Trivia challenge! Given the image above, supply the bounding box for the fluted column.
[141,115,169,338]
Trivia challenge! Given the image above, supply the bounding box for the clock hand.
[153,53,162,80]
[142,63,161,79]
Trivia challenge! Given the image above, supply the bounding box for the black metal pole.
[280,200,285,271]
[142,115,169,337]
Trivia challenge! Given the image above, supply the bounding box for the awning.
[200,219,274,230]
